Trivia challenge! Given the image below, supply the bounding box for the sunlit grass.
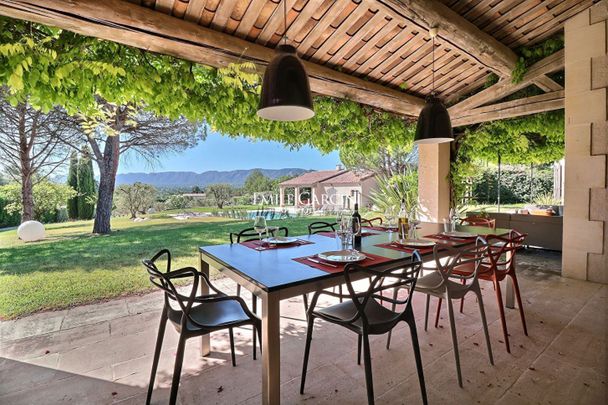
[0,215,327,319]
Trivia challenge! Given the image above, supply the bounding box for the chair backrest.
[460,216,496,229]
[484,230,527,274]
[230,226,288,243]
[307,221,337,235]
[431,237,491,287]
[361,217,383,227]
[338,252,423,328]
[142,249,199,322]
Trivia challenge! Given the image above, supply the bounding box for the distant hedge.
[473,164,553,204]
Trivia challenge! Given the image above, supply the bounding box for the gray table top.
[199,222,510,293]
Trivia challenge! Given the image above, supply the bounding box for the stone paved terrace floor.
[0,250,606,404]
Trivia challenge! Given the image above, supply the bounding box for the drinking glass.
[385,206,397,232]
[337,216,354,249]
[443,218,455,233]
[408,210,420,239]
[253,216,267,249]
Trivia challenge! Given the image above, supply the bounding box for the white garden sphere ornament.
[17,220,46,242]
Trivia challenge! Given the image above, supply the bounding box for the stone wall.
[563,0,608,283]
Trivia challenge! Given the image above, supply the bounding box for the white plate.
[317,250,367,263]
[397,238,436,247]
[442,231,477,238]
[262,236,299,244]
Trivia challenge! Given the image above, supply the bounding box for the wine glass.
[385,206,397,232]
[253,216,267,250]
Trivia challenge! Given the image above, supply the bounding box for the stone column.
[294,187,300,207]
[563,1,608,283]
[417,142,451,222]
[279,187,285,207]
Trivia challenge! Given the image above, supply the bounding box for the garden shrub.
[473,164,553,204]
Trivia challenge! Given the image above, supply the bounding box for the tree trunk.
[17,103,34,222]
[92,135,120,234]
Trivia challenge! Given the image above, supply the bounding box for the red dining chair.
[440,230,528,353]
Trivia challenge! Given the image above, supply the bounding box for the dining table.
[198,222,514,404]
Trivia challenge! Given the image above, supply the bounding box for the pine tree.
[66,151,79,219]
[77,146,96,220]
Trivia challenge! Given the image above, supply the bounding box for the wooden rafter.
[449,49,565,115]
[378,0,519,77]
[0,0,426,116]
[451,90,564,127]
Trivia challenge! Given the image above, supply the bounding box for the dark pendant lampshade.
[257,44,314,121]
[414,95,453,144]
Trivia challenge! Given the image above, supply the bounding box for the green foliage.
[66,151,79,219]
[0,194,20,227]
[114,182,157,218]
[512,35,564,83]
[473,165,553,204]
[451,110,564,206]
[0,181,76,222]
[369,170,419,215]
[243,170,273,194]
[77,146,96,219]
[0,18,414,156]
[533,192,561,206]
[164,194,193,210]
[206,183,235,209]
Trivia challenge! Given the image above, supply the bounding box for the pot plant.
[533,193,563,216]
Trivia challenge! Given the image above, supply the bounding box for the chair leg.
[475,289,494,365]
[339,284,343,303]
[169,334,187,405]
[408,316,428,405]
[146,310,167,405]
[362,333,375,405]
[424,294,430,332]
[511,273,528,336]
[386,287,399,349]
[251,294,259,360]
[300,316,315,394]
[229,327,237,367]
[236,284,241,297]
[459,279,466,313]
[357,334,362,365]
[434,298,442,328]
[446,297,463,388]
[303,293,309,313]
[493,278,511,353]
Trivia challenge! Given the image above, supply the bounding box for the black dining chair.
[143,249,261,405]
[300,253,427,405]
[307,221,337,235]
[230,226,289,298]
[361,217,383,227]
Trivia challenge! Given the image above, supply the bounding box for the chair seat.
[415,271,469,297]
[314,298,398,334]
[168,299,252,332]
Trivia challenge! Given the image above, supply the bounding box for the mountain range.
[115,168,310,188]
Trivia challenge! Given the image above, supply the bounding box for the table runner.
[316,231,377,238]
[374,242,435,255]
[292,252,393,274]
[240,238,314,251]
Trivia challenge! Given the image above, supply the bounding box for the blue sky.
[119,132,341,173]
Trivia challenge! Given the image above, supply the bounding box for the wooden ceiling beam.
[448,49,564,115]
[534,75,564,92]
[377,0,519,77]
[0,0,426,117]
[451,90,564,127]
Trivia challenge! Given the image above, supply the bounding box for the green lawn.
[0,214,328,319]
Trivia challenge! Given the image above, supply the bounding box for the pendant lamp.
[257,1,314,121]
[414,28,453,144]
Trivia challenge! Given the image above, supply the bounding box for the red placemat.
[317,231,377,238]
[293,252,393,274]
[375,242,435,255]
[424,233,477,246]
[240,239,314,251]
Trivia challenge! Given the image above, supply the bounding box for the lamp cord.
[283,0,287,45]
[432,35,435,96]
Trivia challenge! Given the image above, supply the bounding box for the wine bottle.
[352,203,362,248]
[398,198,408,239]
